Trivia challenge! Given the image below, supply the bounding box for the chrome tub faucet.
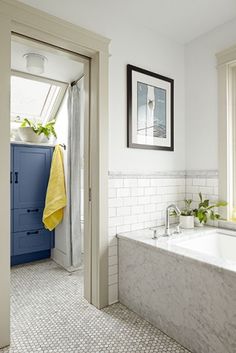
[163,204,181,236]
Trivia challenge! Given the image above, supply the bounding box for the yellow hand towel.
[43,145,67,231]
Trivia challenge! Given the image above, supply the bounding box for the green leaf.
[194,193,227,224]
[181,199,193,216]
[215,201,228,207]
[21,118,33,128]
[199,192,203,202]
[199,199,209,208]
[19,118,57,139]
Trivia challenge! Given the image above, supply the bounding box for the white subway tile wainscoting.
[108,170,219,304]
[185,170,219,207]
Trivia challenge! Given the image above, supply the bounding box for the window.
[11,71,67,124]
[217,47,236,221]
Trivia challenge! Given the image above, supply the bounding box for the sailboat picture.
[127,65,174,151]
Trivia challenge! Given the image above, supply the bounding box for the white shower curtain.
[67,79,83,268]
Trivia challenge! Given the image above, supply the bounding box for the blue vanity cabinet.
[11,144,55,266]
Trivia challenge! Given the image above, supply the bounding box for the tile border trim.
[185,170,218,179]
[109,170,218,179]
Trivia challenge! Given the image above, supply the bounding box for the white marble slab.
[118,226,236,353]
[118,226,236,273]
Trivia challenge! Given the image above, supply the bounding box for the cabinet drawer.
[13,208,44,232]
[12,229,53,256]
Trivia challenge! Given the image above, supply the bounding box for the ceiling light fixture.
[23,53,47,75]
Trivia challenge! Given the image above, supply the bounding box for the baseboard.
[51,248,70,270]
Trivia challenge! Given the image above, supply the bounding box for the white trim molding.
[0,14,11,349]
[216,44,236,67]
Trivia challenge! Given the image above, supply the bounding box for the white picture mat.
[132,71,171,147]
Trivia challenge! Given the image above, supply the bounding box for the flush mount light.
[23,53,47,75]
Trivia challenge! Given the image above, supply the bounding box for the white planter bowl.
[18,127,44,143]
[179,215,194,229]
[194,217,204,227]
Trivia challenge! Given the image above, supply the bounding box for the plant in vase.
[179,199,194,229]
[193,192,227,226]
[18,118,57,143]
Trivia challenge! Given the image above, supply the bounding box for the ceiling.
[19,0,236,44]
[11,36,84,83]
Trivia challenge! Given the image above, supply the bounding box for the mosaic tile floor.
[0,260,190,353]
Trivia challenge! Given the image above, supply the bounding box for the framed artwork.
[127,64,174,151]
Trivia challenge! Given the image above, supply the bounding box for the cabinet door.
[13,146,51,209]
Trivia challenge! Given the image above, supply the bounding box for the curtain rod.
[71,74,85,87]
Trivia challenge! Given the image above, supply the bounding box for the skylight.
[11,73,67,124]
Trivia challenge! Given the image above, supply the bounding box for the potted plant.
[179,199,194,229]
[193,192,227,226]
[18,118,57,143]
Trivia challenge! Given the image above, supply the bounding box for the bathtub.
[118,226,236,353]
[174,228,236,266]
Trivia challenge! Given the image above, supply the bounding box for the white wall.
[109,24,185,172]
[186,18,236,170]
[19,0,186,173]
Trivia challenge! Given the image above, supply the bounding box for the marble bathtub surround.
[108,172,186,304]
[118,226,236,272]
[108,170,218,304]
[118,226,236,353]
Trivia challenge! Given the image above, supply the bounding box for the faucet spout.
[168,204,181,216]
[163,204,181,236]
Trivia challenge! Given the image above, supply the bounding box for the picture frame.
[127,64,174,151]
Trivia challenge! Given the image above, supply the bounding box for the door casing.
[0,0,110,348]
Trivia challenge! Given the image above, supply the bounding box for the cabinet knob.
[27,230,39,235]
[27,209,39,213]
[14,172,19,184]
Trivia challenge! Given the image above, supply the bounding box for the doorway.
[8,32,91,343]
[0,2,109,348]
[10,34,88,268]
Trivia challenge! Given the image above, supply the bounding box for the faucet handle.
[174,224,182,235]
[149,228,159,239]
[152,229,158,239]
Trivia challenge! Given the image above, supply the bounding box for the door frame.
[0,0,110,347]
